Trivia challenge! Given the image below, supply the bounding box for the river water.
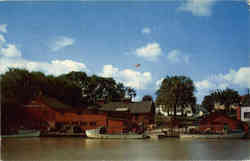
[1,137,250,160]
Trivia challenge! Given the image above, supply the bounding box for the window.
[244,112,250,119]
[80,122,87,126]
[90,122,96,126]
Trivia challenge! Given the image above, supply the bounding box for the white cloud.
[223,67,250,88]
[0,32,88,75]
[195,77,227,104]
[0,34,6,44]
[195,79,215,91]
[100,64,152,90]
[178,0,216,16]
[156,78,164,89]
[195,66,250,103]
[0,57,88,76]
[135,42,162,61]
[167,49,189,64]
[120,69,152,90]
[0,44,22,57]
[0,24,7,33]
[48,60,88,75]
[100,65,119,78]
[142,27,151,35]
[50,36,75,51]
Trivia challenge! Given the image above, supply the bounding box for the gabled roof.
[99,101,153,114]
[40,96,72,109]
[35,96,88,113]
[128,101,153,114]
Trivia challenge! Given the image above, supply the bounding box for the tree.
[142,95,153,102]
[155,75,196,116]
[126,87,136,100]
[241,88,250,106]
[1,68,133,107]
[1,68,83,107]
[1,68,34,105]
[202,88,240,113]
[58,71,89,104]
[242,95,250,106]
[202,95,214,113]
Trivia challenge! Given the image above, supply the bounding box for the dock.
[41,132,86,137]
[146,127,187,139]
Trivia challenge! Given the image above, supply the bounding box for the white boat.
[179,132,245,139]
[85,127,148,139]
[1,129,40,138]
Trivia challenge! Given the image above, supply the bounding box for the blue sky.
[0,0,249,103]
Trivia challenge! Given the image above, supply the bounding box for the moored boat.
[1,129,40,138]
[179,131,245,139]
[85,127,148,139]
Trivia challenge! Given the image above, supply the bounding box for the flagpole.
[135,64,141,102]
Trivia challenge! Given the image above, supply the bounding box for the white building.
[156,105,193,117]
[240,106,250,122]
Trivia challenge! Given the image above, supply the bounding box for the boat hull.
[86,128,147,139]
[179,132,245,139]
[1,131,40,138]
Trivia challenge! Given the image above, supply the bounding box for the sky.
[0,0,249,103]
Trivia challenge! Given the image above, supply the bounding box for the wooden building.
[22,96,107,132]
[21,96,155,134]
[199,112,248,133]
[99,101,155,133]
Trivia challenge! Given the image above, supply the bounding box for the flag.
[135,64,141,68]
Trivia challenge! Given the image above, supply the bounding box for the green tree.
[1,68,34,104]
[242,95,250,106]
[1,67,132,107]
[126,87,136,100]
[1,68,83,107]
[202,95,214,113]
[155,75,196,116]
[241,88,250,106]
[202,88,240,113]
[58,71,88,93]
[114,83,126,99]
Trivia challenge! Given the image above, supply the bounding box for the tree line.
[1,67,249,115]
[1,68,136,108]
[155,76,250,116]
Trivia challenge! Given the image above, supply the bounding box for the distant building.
[237,106,250,122]
[214,102,239,112]
[214,103,226,110]
[156,105,193,117]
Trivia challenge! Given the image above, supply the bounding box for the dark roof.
[99,101,153,114]
[38,96,89,113]
[40,96,72,109]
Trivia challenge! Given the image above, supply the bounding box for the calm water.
[1,137,250,160]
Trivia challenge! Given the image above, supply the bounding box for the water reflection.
[1,137,250,160]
